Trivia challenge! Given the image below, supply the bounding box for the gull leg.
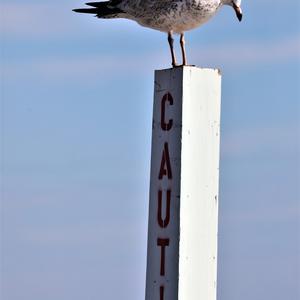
[180,33,187,66]
[168,32,177,67]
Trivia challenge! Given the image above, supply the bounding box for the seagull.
[73,0,243,66]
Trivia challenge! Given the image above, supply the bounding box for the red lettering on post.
[158,143,172,180]
[157,238,170,276]
[161,93,173,131]
[160,286,165,300]
[157,189,171,228]
[154,93,174,298]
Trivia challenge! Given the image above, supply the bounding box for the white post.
[145,66,221,300]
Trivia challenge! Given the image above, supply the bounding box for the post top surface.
[155,65,221,76]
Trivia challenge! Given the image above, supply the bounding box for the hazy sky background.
[1,0,300,299]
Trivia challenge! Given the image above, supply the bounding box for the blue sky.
[1,0,300,299]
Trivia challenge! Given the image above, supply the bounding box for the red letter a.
[158,143,172,180]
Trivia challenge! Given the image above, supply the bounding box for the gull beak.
[233,3,243,21]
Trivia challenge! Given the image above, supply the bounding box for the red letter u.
[157,189,171,228]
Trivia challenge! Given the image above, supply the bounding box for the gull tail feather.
[73,8,99,14]
[85,2,107,8]
[73,1,124,18]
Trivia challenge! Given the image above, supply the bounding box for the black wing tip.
[73,8,88,13]
[72,8,98,14]
[85,2,105,7]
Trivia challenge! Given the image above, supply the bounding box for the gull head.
[224,0,243,21]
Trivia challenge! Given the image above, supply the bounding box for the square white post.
[145,66,221,300]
